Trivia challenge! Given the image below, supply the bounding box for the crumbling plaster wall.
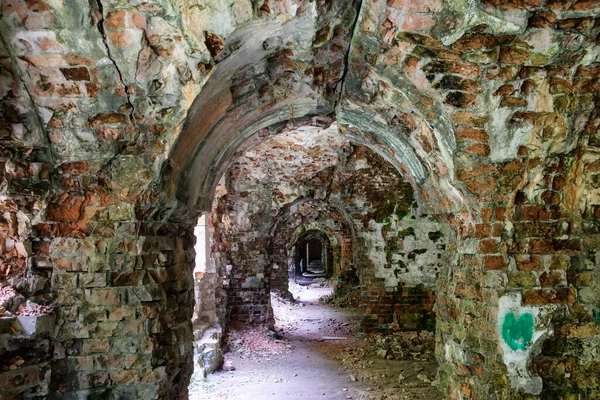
[210,126,446,333]
[0,0,211,397]
[0,0,598,398]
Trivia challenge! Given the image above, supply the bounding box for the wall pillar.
[46,202,196,399]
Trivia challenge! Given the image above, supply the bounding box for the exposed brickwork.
[0,0,598,398]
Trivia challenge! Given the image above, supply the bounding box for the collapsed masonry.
[0,0,599,399]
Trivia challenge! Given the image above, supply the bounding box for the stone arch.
[269,198,356,296]
[291,229,334,279]
[164,13,463,218]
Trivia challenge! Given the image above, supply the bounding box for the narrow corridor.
[189,284,442,400]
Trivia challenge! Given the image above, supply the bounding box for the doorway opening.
[188,123,448,399]
[293,230,333,284]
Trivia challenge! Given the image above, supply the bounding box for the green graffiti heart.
[501,312,534,351]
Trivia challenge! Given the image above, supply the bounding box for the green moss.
[397,227,416,239]
[428,230,444,242]
[417,315,436,332]
[407,284,425,297]
[374,200,397,223]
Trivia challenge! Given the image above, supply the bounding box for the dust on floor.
[189,283,443,400]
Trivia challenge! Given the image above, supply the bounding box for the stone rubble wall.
[0,0,598,398]
[210,127,446,334]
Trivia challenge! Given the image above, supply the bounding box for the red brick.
[451,112,486,128]
[400,13,435,31]
[128,11,146,29]
[85,82,99,97]
[464,143,490,157]
[423,60,480,78]
[109,30,134,48]
[456,128,489,142]
[21,54,66,67]
[478,239,498,254]
[491,223,503,237]
[539,271,564,287]
[2,0,27,15]
[35,36,61,51]
[484,255,508,270]
[104,11,126,30]
[528,239,554,253]
[499,47,530,64]
[521,205,550,221]
[96,128,122,141]
[494,84,516,97]
[474,223,492,238]
[445,91,476,108]
[500,96,528,108]
[465,176,497,195]
[66,54,96,66]
[47,193,85,222]
[88,113,128,127]
[522,288,576,305]
[557,17,593,31]
[60,67,90,81]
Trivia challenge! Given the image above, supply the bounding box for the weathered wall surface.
[0,0,598,398]
[210,126,445,333]
[0,0,206,397]
[361,207,449,332]
[338,0,600,398]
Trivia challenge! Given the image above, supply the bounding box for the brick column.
[46,201,197,399]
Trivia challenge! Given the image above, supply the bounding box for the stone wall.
[0,0,598,398]
[210,126,445,334]
[0,314,54,399]
[361,207,449,332]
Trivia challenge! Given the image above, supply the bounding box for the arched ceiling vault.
[166,0,466,215]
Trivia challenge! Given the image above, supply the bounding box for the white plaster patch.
[487,94,532,162]
[369,209,445,288]
[498,292,555,395]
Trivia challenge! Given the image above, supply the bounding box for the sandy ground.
[189,283,443,400]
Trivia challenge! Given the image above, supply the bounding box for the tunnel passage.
[1,0,599,399]
[292,230,333,282]
[198,123,450,344]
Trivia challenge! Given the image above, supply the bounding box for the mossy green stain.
[502,312,534,351]
[397,227,416,239]
[428,230,444,242]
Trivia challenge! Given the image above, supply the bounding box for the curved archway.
[164,18,463,217]
[269,198,356,295]
[292,229,333,280]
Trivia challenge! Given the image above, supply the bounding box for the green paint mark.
[501,312,534,351]
[594,309,600,327]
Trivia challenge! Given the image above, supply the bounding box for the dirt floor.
[189,283,444,400]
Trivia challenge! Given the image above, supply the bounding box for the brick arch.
[164,15,463,217]
[292,229,335,277]
[165,8,357,210]
[269,198,356,296]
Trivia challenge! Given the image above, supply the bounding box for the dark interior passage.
[293,230,333,283]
